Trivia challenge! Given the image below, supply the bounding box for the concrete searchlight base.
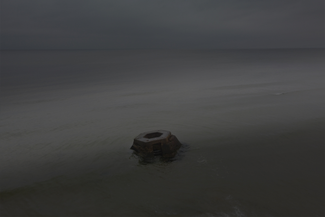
[130,130,182,159]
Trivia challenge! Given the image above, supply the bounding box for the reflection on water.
[0,49,324,216]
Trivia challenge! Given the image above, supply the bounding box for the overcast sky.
[1,0,324,49]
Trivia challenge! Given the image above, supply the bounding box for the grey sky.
[1,0,324,49]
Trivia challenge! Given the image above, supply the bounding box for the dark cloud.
[1,0,324,49]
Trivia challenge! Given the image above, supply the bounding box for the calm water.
[0,49,324,216]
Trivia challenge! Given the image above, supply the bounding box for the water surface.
[0,49,324,216]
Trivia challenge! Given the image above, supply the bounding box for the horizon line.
[1,47,324,51]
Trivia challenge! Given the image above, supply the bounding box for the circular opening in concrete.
[144,132,163,139]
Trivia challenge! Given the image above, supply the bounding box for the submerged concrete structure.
[130,130,181,158]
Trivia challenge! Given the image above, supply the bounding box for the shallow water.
[0,49,324,216]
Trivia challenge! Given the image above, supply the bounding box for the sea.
[0,49,324,216]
